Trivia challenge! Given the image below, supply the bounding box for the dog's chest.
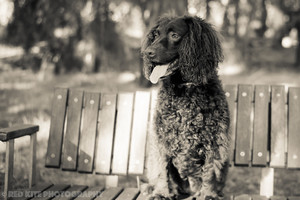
[155,90,221,156]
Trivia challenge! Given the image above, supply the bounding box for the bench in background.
[1,85,300,200]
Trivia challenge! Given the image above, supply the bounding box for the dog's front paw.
[141,183,155,195]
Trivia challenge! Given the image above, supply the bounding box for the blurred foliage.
[1,0,300,75]
[3,0,125,73]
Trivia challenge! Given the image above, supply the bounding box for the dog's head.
[141,15,223,85]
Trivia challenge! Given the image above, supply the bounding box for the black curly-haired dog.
[141,15,230,200]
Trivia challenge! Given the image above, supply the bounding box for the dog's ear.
[179,16,224,85]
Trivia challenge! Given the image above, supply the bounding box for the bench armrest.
[0,124,39,142]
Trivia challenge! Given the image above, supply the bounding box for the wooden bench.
[1,85,300,200]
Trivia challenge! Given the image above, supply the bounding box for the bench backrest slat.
[46,84,300,180]
[252,85,270,166]
[111,93,134,175]
[95,94,117,174]
[46,88,68,167]
[270,86,286,167]
[128,91,151,174]
[235,85,253,165]
[62,90,84,170]
[287,87,300,168]
[224,85,238,164]
[78,92,100,172]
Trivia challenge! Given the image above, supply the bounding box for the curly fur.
[142,15,230,200]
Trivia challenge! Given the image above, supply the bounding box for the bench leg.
[260,167,274,197]
[29,133,37,187]
[4,140,14,200]
[105,175,118,188]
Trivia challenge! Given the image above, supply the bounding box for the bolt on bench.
[1,85,300,200]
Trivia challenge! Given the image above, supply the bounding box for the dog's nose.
[145,49,156,58]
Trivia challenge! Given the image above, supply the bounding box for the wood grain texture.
[234,194,251,200]
[94,94,117,174]
[0,124,39,141]
[112,93,134,175]
[52,185,88,200]
[252,85,270,166]
[75,186,104,200]
[94,187,123,200]
[235,85,253,166]
[252,195,268,200]
[4,140,14,200]
[115,188,139,200]
[11,183,53,200]
[62,90,84,170]
[270,196,287,200]
[31,185,70,200]
[287,87,300,168]
[29,133,37,187]
[224,85,238,164]
[260,168,274,196]
[78,92,100,172]
[270,86,286,168]
[46,88,68,167]
[288,197,300,200]
[128,91,151,174]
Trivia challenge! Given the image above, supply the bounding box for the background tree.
[4,0,124,73]
[1,0,300,78]
[272,0,300,66]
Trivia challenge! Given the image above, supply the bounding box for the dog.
[141,15,230,200]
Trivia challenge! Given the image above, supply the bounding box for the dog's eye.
[153,30,159,39]
[169,32,180,40]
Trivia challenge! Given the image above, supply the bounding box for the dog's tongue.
[150,64,169,84]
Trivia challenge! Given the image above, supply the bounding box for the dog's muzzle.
[149,59,179,84]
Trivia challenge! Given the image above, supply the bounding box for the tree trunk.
[234,0,240,38]
[295,20,300,66]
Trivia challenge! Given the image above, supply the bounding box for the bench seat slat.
[75,186,104,200]
[31,184,70,200]
[234,194,251,200]
[224,85,238,164]
[53,185,88,200]
[288,87,300,168]
[78,92,100,172]
[62,90,84,170]
[115,188,140,200]
[270,86,286,167]
[95,94,117,174]
[252,85,270,166]
[128,91,151,174]
[112,93,134,175]
[288,197,300,200]
[94,187,123,200]
[46,88,68,167]
[270,196,287,200]
[136,193,147,200]
[12,183,53,200]
[252,195,268,200]
[235,85,253,165]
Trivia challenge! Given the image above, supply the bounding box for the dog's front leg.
[147,155,176,200]
[198,150,229,200]
[144,144,175,200]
